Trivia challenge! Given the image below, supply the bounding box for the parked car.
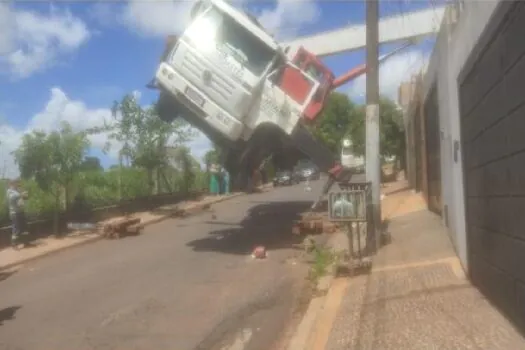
[293,161,321,181]
[273,170,299,187]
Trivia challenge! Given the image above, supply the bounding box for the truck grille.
[182,51,235,100]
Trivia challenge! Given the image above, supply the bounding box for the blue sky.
[0,0,444,178]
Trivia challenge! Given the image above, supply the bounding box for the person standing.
[222,169,230,194]
[209,163,220,195]
[6,179,29,248]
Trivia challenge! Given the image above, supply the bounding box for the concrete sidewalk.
[310,183,525,350]
[0,192,246,271]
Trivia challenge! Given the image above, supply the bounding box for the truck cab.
[287,47,334,123]
[155,0,287,149]
[153,0,343,191]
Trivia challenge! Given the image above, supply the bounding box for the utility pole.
[365,0,381,253]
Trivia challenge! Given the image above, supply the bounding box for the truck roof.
[211,0,282,52]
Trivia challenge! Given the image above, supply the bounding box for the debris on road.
[67,223,98,231]
[251,246,267,259]
[292,212,340,236]
[102,217,143,239]
[302,236,316,253]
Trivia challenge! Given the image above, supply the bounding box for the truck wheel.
[225,151,250,192]
[232,170,251,192]
[156,93,181,123]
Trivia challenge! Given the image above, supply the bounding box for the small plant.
[308,245,339,283]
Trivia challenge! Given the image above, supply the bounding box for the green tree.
[310,93,405,162]
[309,92,362,156]
[79,156,103,172]
[203,149,220,170]
[167,145,198,192]
[378,97,405,163]
[107,94,195,194]
[13,122,90,234]
[346,97,405,161]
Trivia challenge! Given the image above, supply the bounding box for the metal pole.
[365,0,381,253]
[347,223,354,276]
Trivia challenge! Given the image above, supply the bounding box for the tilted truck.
[150,0,413,199]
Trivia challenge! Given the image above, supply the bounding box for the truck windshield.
[186,6,276,77]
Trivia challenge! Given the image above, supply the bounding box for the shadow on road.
[186,201,312,255]
[0,270,17,283]
[0,306,21,326]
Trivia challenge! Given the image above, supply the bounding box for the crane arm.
[331,40,415,89]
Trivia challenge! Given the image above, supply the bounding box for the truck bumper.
[156,62,244,141]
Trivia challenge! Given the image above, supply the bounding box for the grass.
[307,245,340,283]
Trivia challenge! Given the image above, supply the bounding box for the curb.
[0,192,247,272]
[286,234,341,350]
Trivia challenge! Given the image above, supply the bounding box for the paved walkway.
[313,182,525,350]
[0,193,244,271]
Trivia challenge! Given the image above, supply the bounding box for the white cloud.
[121,0,194,37]
[0,4,14,55]
[28,88,116,151]
[0,88,211,178]
[256,0,320,39]
[110,0,320,39]
[0,124,22,179]
[347,49,430,102]
[0,87,117,178]
[0,4,90,79]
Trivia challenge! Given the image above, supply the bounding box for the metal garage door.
[458,1,525,330]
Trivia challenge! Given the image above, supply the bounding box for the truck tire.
[226,123,282,192]
[156,93,183,123]
[224,149,250,192]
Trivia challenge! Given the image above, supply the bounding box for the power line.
[5,0,451,3]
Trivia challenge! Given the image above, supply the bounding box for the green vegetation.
[310,93,406,163]
[1,91,406,230]
[0,93,206,229]
[308,246,339,283]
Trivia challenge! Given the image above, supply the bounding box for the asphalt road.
[0,180,327,350]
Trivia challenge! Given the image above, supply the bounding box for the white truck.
[151,0,413,192]
[341,138,365,173]
[154,0,309,143]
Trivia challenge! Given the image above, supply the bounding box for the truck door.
[289,49,334,122]
[303,69,331,122]
[246,62,319,136]
[278,63,315,106]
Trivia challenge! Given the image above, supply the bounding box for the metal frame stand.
[329,181,373,277]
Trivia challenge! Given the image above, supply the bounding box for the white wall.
[420,1,502,271]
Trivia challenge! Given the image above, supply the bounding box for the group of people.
[209,164,230,195]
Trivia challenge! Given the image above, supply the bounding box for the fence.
[0,190,206,248]
[328,181,374,262]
